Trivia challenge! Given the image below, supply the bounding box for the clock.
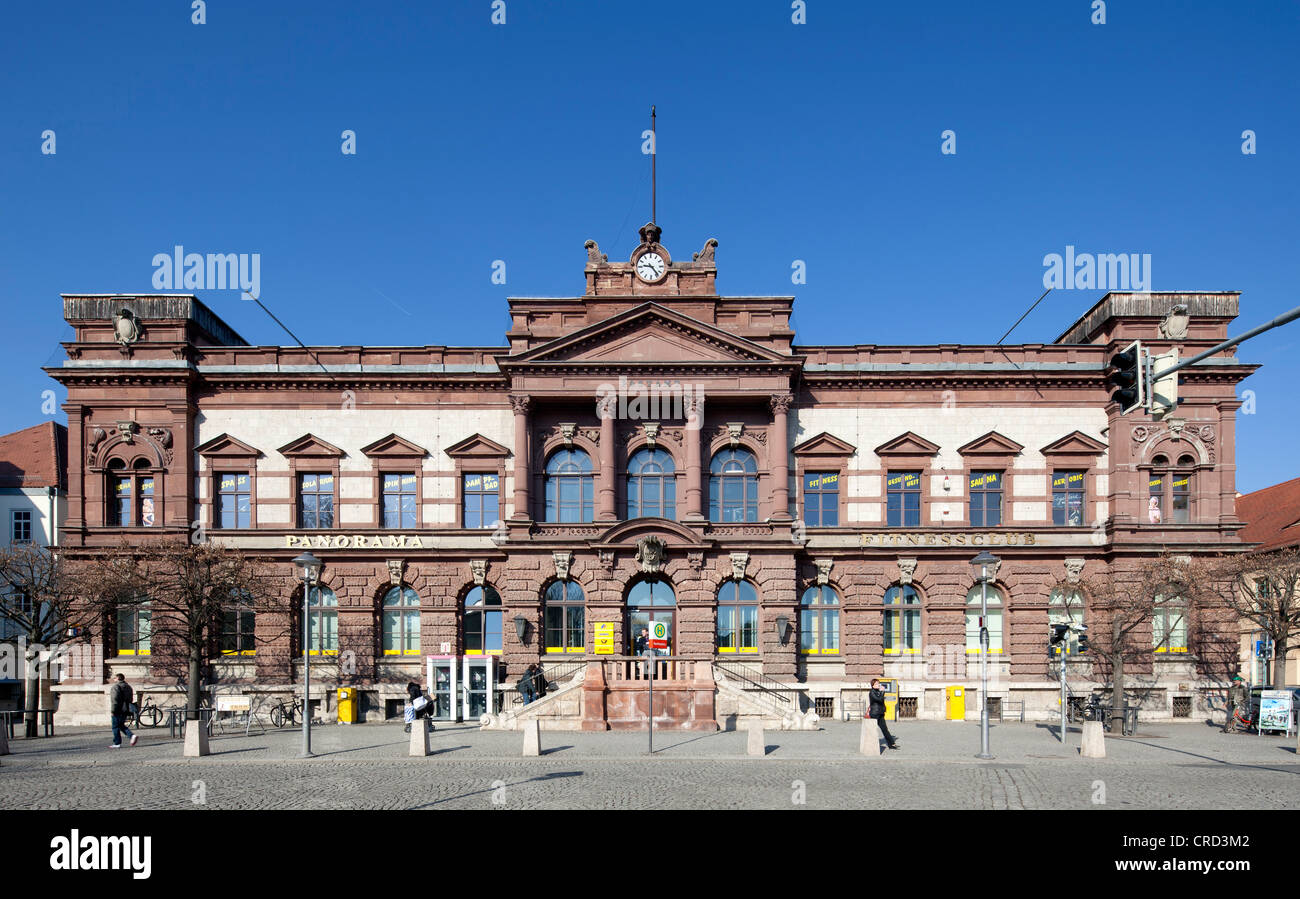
[635,251,666,283]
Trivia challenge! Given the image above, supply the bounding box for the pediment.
[1040,431,1107,456]
[507,304,789,366]
[277,433,345,458]
[195,433,262,458]
[444,433,511,459]
[874,431,941,457]
[360,433,429,458]
[957,431,1024,456]
[595,517,706,548]
[792,432,857,456]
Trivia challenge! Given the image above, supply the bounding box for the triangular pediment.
[874,431,941,457]
[793,432,857,456]
[445,433,511,459]
[277,433,345,458]
[1040,431,1107,456]
[506,304,789,366]
[360,433,428,458]
[195,433,263,458]
[957,431,1024,456]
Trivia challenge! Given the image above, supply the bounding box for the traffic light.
[1049,623,1069,658]
[1106,339,1145,414]
[1149,348,1180,419]
[1075,626,1089,654]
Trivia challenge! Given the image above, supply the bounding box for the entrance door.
[627,578,676,655]
[462,655,496,720]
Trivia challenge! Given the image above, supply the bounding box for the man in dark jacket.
[517,667,538,704]
[109,673,138,748]
[869,678,898,750]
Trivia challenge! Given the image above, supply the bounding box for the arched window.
[627,448,676,520]
[1153,592,1188,653]
[717,580,759,654]
[220,591,256,656]
[965,585,1004,655]
[107,458,158,527]
[627,578,676,655]
[883,584,921,655]
[116,597,151,656]
[544,449,594,523]
[307,586,338,654]
[382,585,421,655]
[463,585,502,655]
[800,585,840,655]
[544,580,585,654]
[1147,453,1196,524]
[709,448,758,522]
[1049,587,1085,656]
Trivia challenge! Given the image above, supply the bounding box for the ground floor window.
[717,580,758,653]
[800,585,839,655]
[965,585,1003,654]
[883,584,920,655]
[464,585,502,655]
[544,580,585,653]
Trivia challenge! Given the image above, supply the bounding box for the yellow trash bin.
[337,687,357,724]
[946,686,965,720]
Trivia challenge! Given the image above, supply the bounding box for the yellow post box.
[337,687,357,724]
[878,678,900,721]
[946,686,965,720]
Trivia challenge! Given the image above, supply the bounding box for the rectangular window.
[1051,471,1086,527]
[116,603,151,656]
[969,471,1003,527]
[463,473,501,529]
[381,472,418,529]
[1154,604,1188,653]
[884,609,921,654]
[220,607,256,654]
[215,472,252,529]
[803,472,840,527]
[886,471,922,527]
[1171,474,1191,523]
[299,473,335,529]
[1148,475,1164,523]
[139,477,156,527]
[114,476,133,526]
[11,509,32,543]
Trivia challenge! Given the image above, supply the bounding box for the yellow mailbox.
[877,678,900,721]
[946,685,965,720]
[337,687,357,724]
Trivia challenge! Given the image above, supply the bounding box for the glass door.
[627,578,676,656]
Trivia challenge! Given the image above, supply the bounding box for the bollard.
[1080,720,1105,758]
[522,719,541,757]
[746,720,765,757]
[183,718,210,758]
[0,722,8,756]
[410,720,430,756]
[859,718,881,757]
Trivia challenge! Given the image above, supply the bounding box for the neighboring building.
[0,421,68,710]
[1235,476,1300,686]
[46,223,1257,727]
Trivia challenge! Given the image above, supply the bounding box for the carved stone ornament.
[113,309,142,346]
[597,395,617,421]
[1131,425,1150,443]
[597,549,616,571]
[1167,417,1186,439]
[510,394,531,416]
[729,552,750,582]
[387,559,405,587]
[116,421,139,444]
[1064,558,1085,585]
[643,422,660,448]
[552,550,573,582]
[584,239,608,264]
[88,427,107,452]
[1158,305,1190,341]
[635,536,667,576]
[769,394,793,415]
[559,423,576,448]
[470,560,487,587]
[815,558,833,586]
[692,238,717,263]
[686,551,705,571]
[726,422,744,448]
[147,427,172,449]
[897,558,917,586]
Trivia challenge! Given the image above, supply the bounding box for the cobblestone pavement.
[1,719,1296,810]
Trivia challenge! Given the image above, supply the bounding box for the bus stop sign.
[650,620,669,650]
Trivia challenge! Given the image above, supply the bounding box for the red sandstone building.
[48,223,1256,728]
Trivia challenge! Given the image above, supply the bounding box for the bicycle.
[269,696,303,728]
[132,693,163,729]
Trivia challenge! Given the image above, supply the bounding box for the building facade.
[48,223,1256,726]
[1235,476,1300,687]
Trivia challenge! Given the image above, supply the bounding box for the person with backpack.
[869,678,899,750]
[517,667,538,705]
[109,673,138,748]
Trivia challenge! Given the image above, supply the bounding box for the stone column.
[64,404,85,531]
[769,393,793,520]
[597,397,617,521]
[683,394,705,520]
[510,394,531,520]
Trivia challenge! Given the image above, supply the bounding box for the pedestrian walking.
[869,678,898,750]
[517,666,538,705]
[1225,675,1249,733]
[109,673,138,748]
[531,664,550,700]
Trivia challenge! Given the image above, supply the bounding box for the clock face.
[635,251,666,282]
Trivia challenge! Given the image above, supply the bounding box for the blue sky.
[1,0,1296,492]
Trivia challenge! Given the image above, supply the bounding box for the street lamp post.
[970,550,1000,760]
[293,551,322,758]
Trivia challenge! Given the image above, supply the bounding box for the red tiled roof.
[0,422,67,490]
[1237,475,1300,552]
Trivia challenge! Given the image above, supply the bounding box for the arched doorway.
[626,578,676,655]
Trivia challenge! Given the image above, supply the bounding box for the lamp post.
[969,550,999,760]
[293,551,321,758]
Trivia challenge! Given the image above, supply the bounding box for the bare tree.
[0,543,101,736]
[98,539,292,719]
[1199,546,1300,687]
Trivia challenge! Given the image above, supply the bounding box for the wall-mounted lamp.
[513,615,530,644]
[775,615,790,646]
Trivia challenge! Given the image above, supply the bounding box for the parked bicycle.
[132,692,163,729]
[269,696,303,728]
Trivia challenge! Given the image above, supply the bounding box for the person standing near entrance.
[1225,675,1249,733]
[109,673,138,748]
[869,678,898,750]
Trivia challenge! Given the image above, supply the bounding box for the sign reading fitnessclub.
[285,534,428,549]
[860,532,1039,547]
